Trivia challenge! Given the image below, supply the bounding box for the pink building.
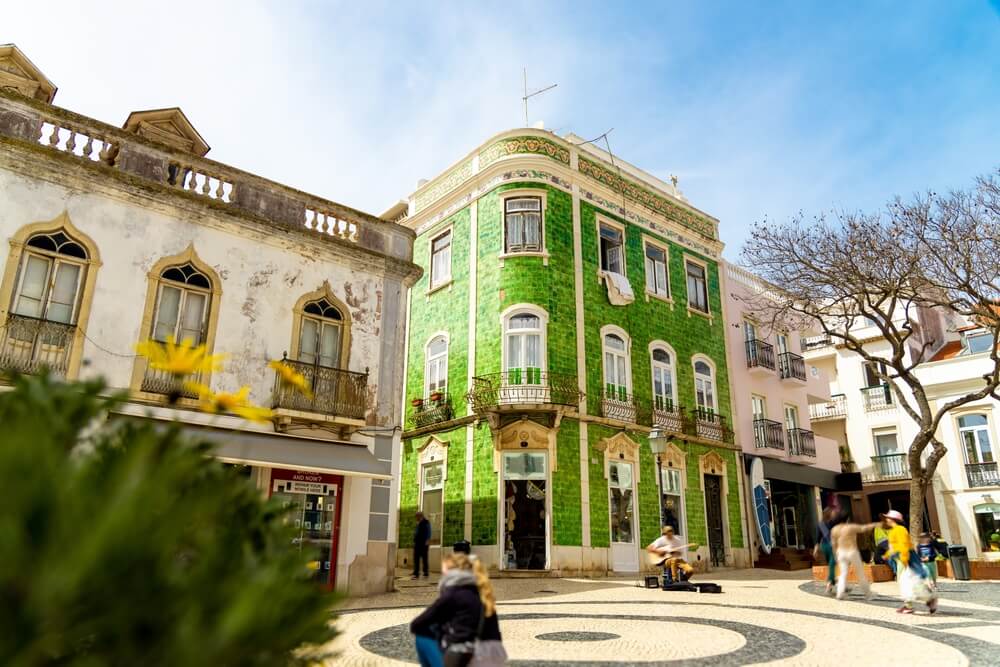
[721,263,842,568]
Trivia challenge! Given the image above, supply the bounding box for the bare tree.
[741,172,1000,538]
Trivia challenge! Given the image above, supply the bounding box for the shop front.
[269,468,344,588]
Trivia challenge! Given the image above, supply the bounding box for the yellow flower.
[183,382,274,423]
[135,336,226,377]
[269,359,313,399]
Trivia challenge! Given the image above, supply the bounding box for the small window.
[603,333,630,398]
[661,467,684,535]
[599,223,624,276]
[429,230,452,289]
[152,263,212,344]
[420,461,444,546]
[685,260,708,313]
[694,359,715,413]
[965,332,995,356]
[425,335,448,396]
[973,503,1000,553]
[644,242,669,298]
[874,430,899,456]
[504,197,542,253]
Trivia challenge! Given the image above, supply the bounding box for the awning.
[748,456,839,490]
[183,426,391,479]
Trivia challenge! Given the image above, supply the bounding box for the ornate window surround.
[288,280,352,369]
[0,211,102,380]
[498,188,550,265]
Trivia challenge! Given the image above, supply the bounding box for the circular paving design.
[359,612,802,666]
[536,631,620,642]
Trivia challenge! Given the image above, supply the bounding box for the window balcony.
[787,428,816,457]
[809,394,847,421]
[745,339,775,373]
[861,385,894,412]
[778,351,806,382]
[865,453,909,482]
[966,462,1000,488]
[466,371,583,414]
[141,366,200,398]
[753,418,785,450]
[271,358,368,421]
[601,388,639,424]
[651,397,683,433]
[802,334,832,351]
[0,314,74,377]
[684,407,734,444]
[409,396,454,429]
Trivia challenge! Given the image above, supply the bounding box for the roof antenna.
[522,68,557,127]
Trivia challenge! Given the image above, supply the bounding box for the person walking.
[883,510,937,614]
[831,520,879,599]
[814,507,838,594]
[413,511,431,580]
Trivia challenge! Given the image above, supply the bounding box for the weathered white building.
[0,44,420,595]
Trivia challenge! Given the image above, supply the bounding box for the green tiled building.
[394,130,748,574]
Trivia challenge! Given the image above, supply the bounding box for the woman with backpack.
[410,552,506,666]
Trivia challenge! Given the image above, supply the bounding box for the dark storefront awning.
[751,456,839,490]
[183,426,391,479]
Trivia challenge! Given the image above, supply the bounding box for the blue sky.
[6,2,1000,257]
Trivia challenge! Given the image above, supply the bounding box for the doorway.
[782,506,799,548]
[704,473,725,567]
[609,460,639,572]
[269,469,343,588]
[502,452,548,570]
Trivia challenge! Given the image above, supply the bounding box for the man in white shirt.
[647,526,694,582]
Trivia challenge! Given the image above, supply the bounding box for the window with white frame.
[603,333,630,399]
[12,230,88,325]
[429,230,452,289]
[694,359,716,415]
[958,414,994,464]
[661,467,684,535]
[651,347,675,411]
[425,335,448,397]
[298,299,343,368]
[644,241,669,298]
[420,461,444,546]
[504,310,545,385]
[685,259,708,313]
[504,196,542,253]
[964,332,996,356]
[152,263,212,344]
[599,222,625,276]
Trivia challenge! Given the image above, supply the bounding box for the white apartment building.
[0,45,420,594]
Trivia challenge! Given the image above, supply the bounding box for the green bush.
[0,373,337,666]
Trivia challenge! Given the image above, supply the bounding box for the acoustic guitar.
[647,543,697,567]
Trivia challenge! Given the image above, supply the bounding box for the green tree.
[0,373,337,666]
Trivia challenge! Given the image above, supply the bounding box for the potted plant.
[429,391,444,403]
[411,397,424,409]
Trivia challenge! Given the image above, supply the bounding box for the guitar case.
[662,582,698,592]
[695,582,723,594]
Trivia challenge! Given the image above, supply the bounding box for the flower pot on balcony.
[429,392,443,403]
[411,398,424,408]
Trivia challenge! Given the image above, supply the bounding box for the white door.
[609,461,639,572]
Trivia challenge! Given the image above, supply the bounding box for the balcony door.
[651,347,675,411]
[603,334,629,400]
[959,414,994,464]
[609,460,639,572]
[503,312,544,402]
[776,333,790,355]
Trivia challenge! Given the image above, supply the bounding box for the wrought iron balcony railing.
[271,357,368,420]
[651,397,683,432]
[753,418,785,450]
[601,387,639,424]
[0,314,74,377]
[862,384,894,411]
[778,351,806,381]
[966,462,1000,488]
[787,428,816,456]
[685,407,734,444]
[409,396,454,429]
[466,371,583,413]
[802,334,832,351]
[809,394,847,420]
[866,453,909,482]
[745,339,775,371]
[141,366,201,399]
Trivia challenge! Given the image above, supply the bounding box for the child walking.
[883,510,937,614]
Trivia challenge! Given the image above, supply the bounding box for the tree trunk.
[908,476,927,540]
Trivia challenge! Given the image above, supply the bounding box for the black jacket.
[414,518,432,548]
[410,582,482,647]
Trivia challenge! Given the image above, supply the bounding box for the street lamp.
[650,429,671,530]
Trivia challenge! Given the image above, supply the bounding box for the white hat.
[883,510,904,522]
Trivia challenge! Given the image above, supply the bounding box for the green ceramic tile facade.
[399,161,745,564]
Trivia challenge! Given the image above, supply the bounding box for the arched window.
[650,345,675,411]
[425,335,448,397]
[694,358,716,414]
[298,298,344,368]
[603,332,630,399]
[959,414,994,465]
[503,307,546,385]
[12,230,89,324]
[152,262,212,344]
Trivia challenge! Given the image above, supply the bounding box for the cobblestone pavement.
[323,570,1000,666]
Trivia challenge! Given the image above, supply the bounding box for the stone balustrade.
[0,90,415,265]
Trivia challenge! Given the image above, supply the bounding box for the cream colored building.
[0,45,420,594]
